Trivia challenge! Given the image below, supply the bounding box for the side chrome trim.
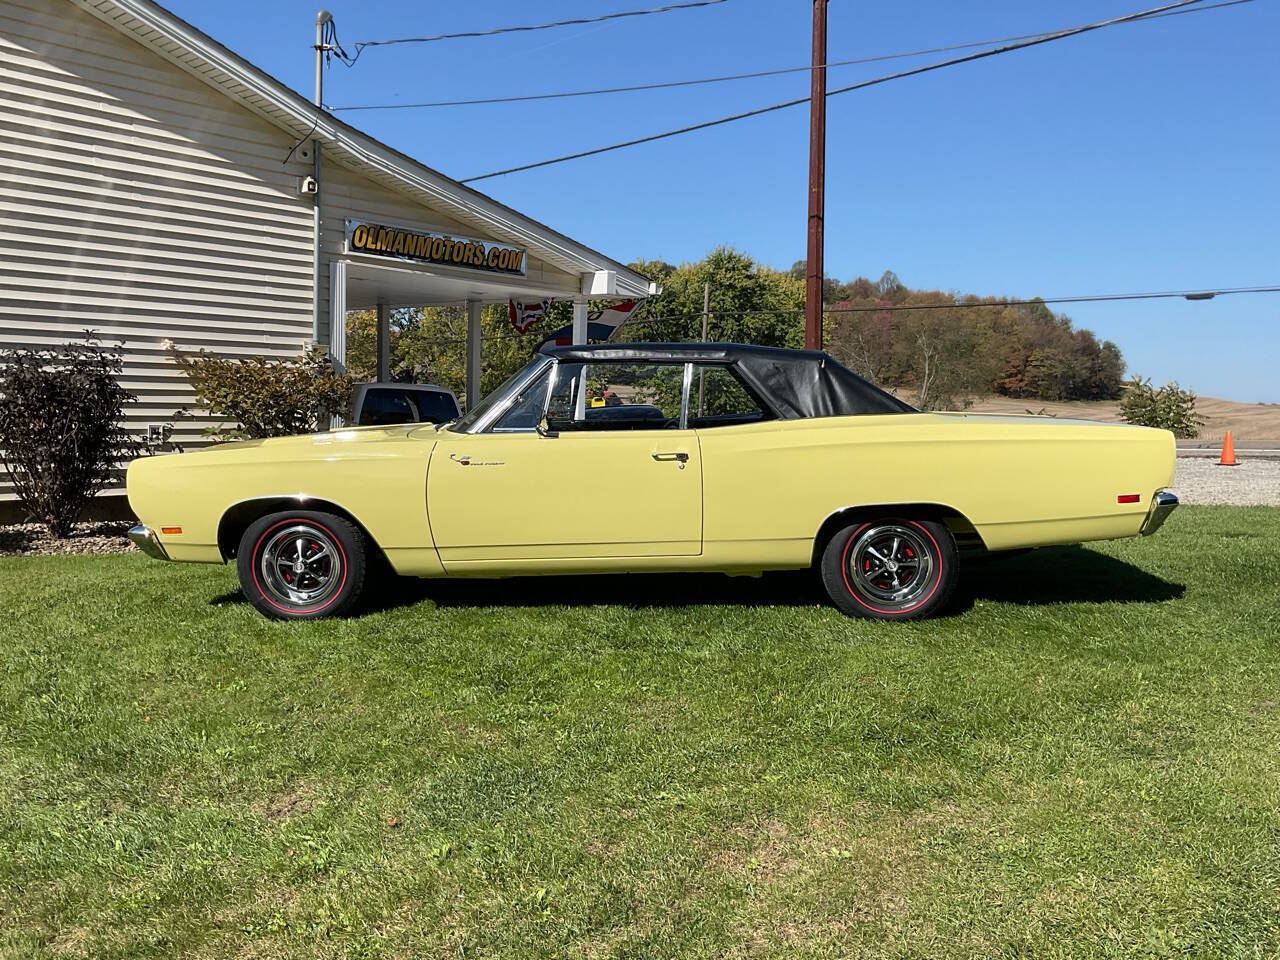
[128,525,170,561]
[1141,490,1179,536]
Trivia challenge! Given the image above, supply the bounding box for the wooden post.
[805,0,828,351]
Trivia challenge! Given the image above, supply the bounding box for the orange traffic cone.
[1217,431,1239,467]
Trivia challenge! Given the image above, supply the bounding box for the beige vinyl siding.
[0,0,315,497]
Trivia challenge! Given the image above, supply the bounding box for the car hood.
[179,424,423,457]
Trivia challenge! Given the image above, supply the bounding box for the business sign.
[345,220,527,276]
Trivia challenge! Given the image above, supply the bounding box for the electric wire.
[347,284,1280,351]
[460,0,1213,183]
[342,0,729,65]
[283,17,348,162]
[332,0,1252,112]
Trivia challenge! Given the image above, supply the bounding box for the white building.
[0,0,652,507]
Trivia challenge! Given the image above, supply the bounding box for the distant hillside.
[816,270,1125,411]
[629,253,1128,411]
[964,395,1280,445]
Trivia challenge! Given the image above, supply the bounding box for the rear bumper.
[128,525,170,560]
[1140,490,1179,536]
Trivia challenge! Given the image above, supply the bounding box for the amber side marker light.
[160,527,183,535]
[1117,494,1141,504]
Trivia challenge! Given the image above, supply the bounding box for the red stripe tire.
[236,510,367,621]
[819,517,958,620]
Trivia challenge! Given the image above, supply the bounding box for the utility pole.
[312,10,331,346]
[804,0,828,351]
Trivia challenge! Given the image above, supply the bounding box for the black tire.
[236,510,367,621]
[819,517,958,620]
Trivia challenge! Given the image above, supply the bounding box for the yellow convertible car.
[127,343,1178,621]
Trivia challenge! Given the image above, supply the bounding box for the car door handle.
[651,451,689,463]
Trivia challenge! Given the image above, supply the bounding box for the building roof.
[68,0,654,299]
[540,342,917,419]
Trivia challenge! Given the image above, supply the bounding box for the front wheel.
[237,511,367,620]
[820,517,958,620]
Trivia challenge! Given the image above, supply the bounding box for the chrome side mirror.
[536,415,558,439]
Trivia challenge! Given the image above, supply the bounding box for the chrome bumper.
[1140,491,1179,536]
[128,524,170,560]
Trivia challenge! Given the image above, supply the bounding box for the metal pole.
[312,11,330,347]
[465,300,483,409]
[697,281,709,416]
[572,300,588,422]
[375,301,389,382]
[804,0,827,351]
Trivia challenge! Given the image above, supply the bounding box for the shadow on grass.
[211,546,1184,617]
[957,545,1185,609]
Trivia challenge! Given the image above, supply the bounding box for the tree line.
[345,246,1125,410]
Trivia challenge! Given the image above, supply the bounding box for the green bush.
[0,334,136,537]
[1120,376,1205,438]
[173,347,353,440]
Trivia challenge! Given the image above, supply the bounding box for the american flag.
[508,298,554,334]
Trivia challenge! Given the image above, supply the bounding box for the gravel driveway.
[1174,457,1280,506]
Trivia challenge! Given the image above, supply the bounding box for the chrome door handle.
[652,451,689,462]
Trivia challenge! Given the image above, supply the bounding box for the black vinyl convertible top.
[540,342,916,419]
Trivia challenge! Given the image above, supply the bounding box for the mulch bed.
[0,521,135,556]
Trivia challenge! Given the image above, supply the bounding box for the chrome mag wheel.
[844,523,935,610]
[258,523,343,608]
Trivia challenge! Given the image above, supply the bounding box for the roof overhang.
[69,0,654,299]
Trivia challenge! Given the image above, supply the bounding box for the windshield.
[451,356,547,432]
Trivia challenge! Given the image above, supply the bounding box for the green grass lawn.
[2,506,1280,959]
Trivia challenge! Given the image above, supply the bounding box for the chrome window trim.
[545,358,561,420]
[466,355,554,435]
[679,362,693,431]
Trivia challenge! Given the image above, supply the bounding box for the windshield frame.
[448,355,553,434]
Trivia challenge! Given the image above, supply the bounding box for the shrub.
[0,335,137,538]
[172,346,353,440]
[1120,376,1206,438]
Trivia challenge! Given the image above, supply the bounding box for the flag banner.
[538,321,623,349]
[508,298,554,334]
[588,299,641,338]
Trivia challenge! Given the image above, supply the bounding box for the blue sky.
[165,0,1278,401]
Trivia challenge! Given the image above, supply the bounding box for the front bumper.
[128,525,170,560]
[1140,491,1179,536]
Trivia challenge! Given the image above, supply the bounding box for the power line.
[332,0,1253,113]
[460,0,1216,183]
[345,0,728,64]
[345,284,1280,352]
[828,284,1280,313]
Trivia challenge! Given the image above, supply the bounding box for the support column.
[465,299,483,410]
[328,259,347,372]
[572,299,588,422]
[376,301,390,382]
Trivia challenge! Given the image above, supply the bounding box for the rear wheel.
[820,517,957,620]
[237,511,366,620]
